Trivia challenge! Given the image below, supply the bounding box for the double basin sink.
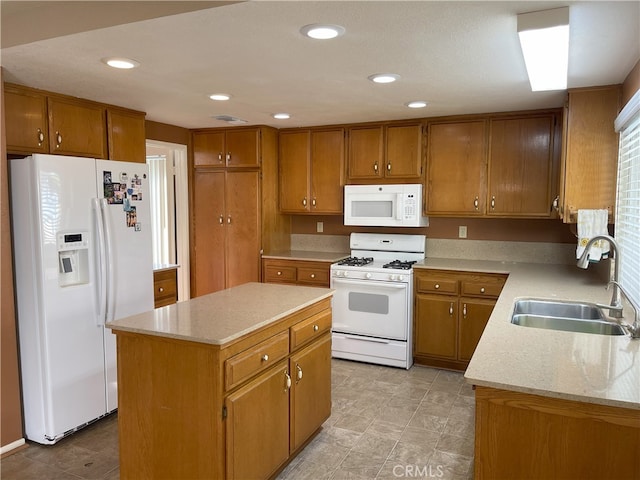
[511,299,626,336]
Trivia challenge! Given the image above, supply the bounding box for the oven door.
[331,277,408,340]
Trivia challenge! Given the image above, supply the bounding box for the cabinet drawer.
[415,276,458,294]
[153,269,177,308]
[264,265,296,283]
[461,277,506,298]
[290,310,332,351]
[225,331,289,391]
[297,267,329,286]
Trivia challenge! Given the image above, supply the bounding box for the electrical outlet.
[317,221,324,233]
[459,225,467,238]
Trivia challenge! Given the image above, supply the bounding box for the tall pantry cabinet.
[190,127,290,297]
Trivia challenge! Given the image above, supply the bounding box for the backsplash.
[292,234,581,265]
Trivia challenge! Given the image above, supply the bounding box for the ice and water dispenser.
[56,231,89,287]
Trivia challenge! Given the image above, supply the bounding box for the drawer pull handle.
[285,371,292,390]
[373,162,378,173]
[463,303,468,318]
[435,284,440,289]
[449,303,454,316]
[55,131,62,148]
[310,273,315,279]
[474,196,479,210]
[296,364,303,382]
[313,325,319,332]
[480,287,485,293]
[261,354,269,362]
[37,128,45,146]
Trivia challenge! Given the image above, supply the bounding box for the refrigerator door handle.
[100,199,117,323]
[93,199,108,325]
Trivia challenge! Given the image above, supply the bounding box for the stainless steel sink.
[510,299,626,336]
[513,299,605,320]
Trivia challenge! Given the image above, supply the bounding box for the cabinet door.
[225,171,260,288]
[414,294,458,359]
[347,126,384,179]
[192,171,226,297]
[426,121,487,215]
[4,85,49,154]
[458,299,496,362]
[226,129,260,168]
[193,131,225,167]
[311,129,344,214]
[225,361,290,480]
[560,86,620,222]
[48,97,107,158]
[488,116,555,217]
[107,109,146,163]
[279,130,311,213]
[385,124,422,178]
[290,334,331,452]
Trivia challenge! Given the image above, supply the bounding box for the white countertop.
[262,250,350,262]
[415,258,640,410]
[107,282,333,346]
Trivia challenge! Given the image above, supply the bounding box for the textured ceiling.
[1,1,638,129]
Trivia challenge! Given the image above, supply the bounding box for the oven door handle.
[333,333,390,344]
[332,278,407,289]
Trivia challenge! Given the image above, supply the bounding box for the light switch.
[317,222,324,233]
[459,226,467,238]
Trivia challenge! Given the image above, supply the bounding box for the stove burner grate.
[336,257,374,267]
[382,260,417,270]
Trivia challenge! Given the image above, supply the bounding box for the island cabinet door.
[289,333,332,452]
[225,360,290,480]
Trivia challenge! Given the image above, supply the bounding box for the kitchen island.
[415,259,640,479]
[107,282,333,480]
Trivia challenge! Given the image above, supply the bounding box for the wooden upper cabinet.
[426,120,487,215]
[47,96,107,158]
[279,128,344,214]
[279,131,310,213]
[347,123,422,181]
[348,126,384,179]
[4,84,49,154]
[193,131,226,167]
[107,108,146,163]
[487,114,556,217]
[385,123,422,178]
[192,128,260,168]
[559,85,621,223]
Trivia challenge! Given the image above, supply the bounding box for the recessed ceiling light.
[368,73,400,84]
[300,24,345,40]
[209,94,231,101]
[273,113,291,120]
[102,57,139,69]
[406,101,428,109]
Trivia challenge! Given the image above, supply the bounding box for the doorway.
[146,140,190,301]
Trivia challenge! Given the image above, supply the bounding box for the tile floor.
[1,360,475,480]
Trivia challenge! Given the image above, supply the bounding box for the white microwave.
[344,184,428,227]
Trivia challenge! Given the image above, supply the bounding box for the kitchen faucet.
[577,234,640,338]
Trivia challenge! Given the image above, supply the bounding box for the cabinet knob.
[373,162,378,173]
[313,324,319,332]
[226,152,231,163]
[227,216,232,224]
[302,197,307,207]
[474,196,479,210]
[480,287,486,293]
[219,215,224,225]
[277,271,282,276]
[312,198,316,207]
[387,163,391,172]
[491,196,496,210]
[159,287,164,293]
[218,152,223,162]
[435,284,440,289]
[261,354,269,362]
[37,128,44,146]
[310,273,315,279]
[55,131,62,148]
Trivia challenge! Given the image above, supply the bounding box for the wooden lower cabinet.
[115,298,332,480]
[262,258,331,287]
[153,268,178,308]
[474,386,640,479]
[413,269,507,370]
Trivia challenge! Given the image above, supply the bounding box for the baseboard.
[0,438,26,457]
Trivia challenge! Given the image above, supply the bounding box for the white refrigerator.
[10,154,154,444]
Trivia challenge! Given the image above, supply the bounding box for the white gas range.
[330,233,426,369]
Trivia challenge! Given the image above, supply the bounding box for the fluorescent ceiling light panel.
[517,7,569,91]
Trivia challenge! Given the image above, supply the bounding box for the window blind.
[614,89,640,305]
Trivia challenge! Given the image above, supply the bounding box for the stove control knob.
[365,272,372,279]
[390,274,397,281]
[343,271,349,278]
[398,275,405,282]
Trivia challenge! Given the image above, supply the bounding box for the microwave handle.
[396,194,403,220]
